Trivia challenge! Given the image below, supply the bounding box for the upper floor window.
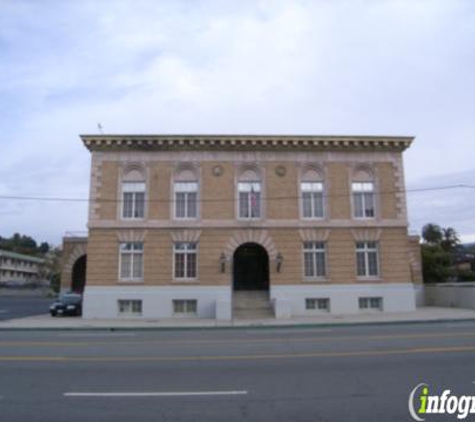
[301,167,325,218]
[237,167,262,219]
[175,182,198,219]
[238,182,261,219]
[173,165,199,220]
[121,166,146,219]
[352,168,375,219]
[122,182,145,219]
[356,241,379,277]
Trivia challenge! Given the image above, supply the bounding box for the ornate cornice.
[80,134,414,152]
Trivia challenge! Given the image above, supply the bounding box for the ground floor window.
[173,299,197,315]
[356,241,379,277]
[174,243,197,280]
[359,297,383,311]
[303,242,327,278]
[118,299,142,315]
[305,298,330,312]
[119,242,144,281]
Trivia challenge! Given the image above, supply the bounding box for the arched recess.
[233,243,269,291]
[71,255,87,293]
[224,230,278,261]
[62,242,87,292]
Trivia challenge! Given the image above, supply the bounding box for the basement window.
[173,299,197,315]
[118,299,142,316]
[305,298,330,312]
[359,297,383,311]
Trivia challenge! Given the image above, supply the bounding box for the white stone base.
[83,283,417,319]
[271,283,416,318]
[83,286,231,319]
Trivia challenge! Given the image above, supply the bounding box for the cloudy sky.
[0,0,474,246]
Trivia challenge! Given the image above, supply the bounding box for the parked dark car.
[50,292,82,317]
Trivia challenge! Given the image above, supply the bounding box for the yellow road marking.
[2,331,475,348]
[1,345,475,362]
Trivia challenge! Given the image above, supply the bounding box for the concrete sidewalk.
[1,306,475,330]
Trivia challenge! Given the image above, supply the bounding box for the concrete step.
[233,308,274,319]
[233,291,274,319]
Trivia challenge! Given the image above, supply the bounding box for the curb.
[1,317,475,332]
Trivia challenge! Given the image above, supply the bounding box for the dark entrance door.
[233,243,269,291]
[71,255,87,293]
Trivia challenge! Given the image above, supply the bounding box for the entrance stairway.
[233,291,274,319]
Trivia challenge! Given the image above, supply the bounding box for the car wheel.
[50,311,57,317]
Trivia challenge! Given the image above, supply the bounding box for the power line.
[0,184,473,204]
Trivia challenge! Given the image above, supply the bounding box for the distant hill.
[0,233,50,257]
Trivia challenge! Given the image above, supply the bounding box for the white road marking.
[0,309,9,314]
[64,391,248,397]
[56,333,137,337]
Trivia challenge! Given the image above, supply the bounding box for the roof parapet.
[80,134,414,152]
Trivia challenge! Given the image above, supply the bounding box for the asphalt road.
[0,293,52,321]
[1,322,475,421]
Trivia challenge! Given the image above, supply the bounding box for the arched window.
[300,167,324,219]
[121,166,146,219]
[174,166,199,219]
[352,168,375,219]
[237,167,261,219]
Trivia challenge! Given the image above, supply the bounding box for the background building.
[62,135,422,319]
[0,249,45,287]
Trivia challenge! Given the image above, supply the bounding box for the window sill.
[303,278,329,283]
[172,279,199,283]
[356,277,381,283]
[118,279,144,284]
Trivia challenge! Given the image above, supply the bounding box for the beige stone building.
[64,135,422,319]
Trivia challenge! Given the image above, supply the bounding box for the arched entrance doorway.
[71,255,87,293]
[233,243,269,291]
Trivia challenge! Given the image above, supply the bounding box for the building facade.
[0,249,45,286]
[76,135,422,319]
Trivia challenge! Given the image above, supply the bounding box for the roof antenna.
[97,123,104,134]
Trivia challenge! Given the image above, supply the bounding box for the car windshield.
[59,294,82,304]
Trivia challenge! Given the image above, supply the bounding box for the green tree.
[441,227,460,252]
[420,223,460,283]
[422,224,443,245]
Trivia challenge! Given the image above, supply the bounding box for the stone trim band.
[81,135,413,152]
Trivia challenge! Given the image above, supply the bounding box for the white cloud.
[0,0,474,244]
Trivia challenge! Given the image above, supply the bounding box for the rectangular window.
[305,298,330,312]
[359,297,383,311]
[173,299,197,315]
[174,243,197,279]
[301,182,324,218]
[303,242,327,278]
[238,182,261,219]
[118,299,142,315]
[356,242,379,277]
[119,242,144,281]
[352,182,375,218]
[122,182,145,219]
[175,182,198,219]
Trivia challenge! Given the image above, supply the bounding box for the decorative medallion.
[275,165,286,177]
[212,165,224,177]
